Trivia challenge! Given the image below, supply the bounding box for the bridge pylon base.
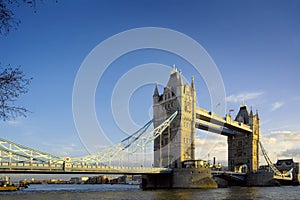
[245,172,280,186]
[141,168,217,189]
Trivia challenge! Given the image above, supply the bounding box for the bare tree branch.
[0,1,55,120]
[0,0,45,35]
[0,0,20,35]
[0,64,32,120]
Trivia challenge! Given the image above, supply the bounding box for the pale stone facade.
[153,68,260,173]
[153,68,196,168]
[227,104,260,172]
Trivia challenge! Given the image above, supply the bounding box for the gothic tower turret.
[153,67,196,168]
[228,104,260,173]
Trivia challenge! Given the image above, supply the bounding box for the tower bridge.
[0,68,298,188]
[153,67,259,173]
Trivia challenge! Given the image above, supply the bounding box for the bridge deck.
[212,171,247,182]
[212,171,246,176]
[0,162,172,174]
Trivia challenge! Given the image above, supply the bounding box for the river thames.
[0,184,299,200]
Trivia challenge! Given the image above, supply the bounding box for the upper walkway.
[196,107,252,136]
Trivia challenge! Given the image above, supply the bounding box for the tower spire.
[256,109,259,120]
[250,106,253,117]
[249,106,254,127]
[171,64,177,74]
[191,76,195,89]
[241,100,246,107]
[153,81,159,96]
[179,69,183,86]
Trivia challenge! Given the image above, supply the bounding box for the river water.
[0,184,299,200]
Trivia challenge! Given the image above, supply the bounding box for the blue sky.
[0,0,299,166]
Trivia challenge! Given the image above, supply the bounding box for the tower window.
[238,141,242,147]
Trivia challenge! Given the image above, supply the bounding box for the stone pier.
[141,168,217,189]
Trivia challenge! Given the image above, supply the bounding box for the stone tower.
[227,104,260,173]
[153,67,196,168]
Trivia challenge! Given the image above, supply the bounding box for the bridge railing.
[0,161,171,174]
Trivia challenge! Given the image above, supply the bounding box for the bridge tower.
[153,67,196,168]
[227,104,260,173]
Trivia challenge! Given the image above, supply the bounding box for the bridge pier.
[245,172,280,186]
[141,169,279,189]
[141,167,217,189]
[212,171,280,187]
[141,173,172,189]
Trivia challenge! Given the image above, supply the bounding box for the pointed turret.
[153,81,160,104]
[256,109,260,120]
[249,106,254,127]
[249,106,253,117]
[167,65,184,96]
[179,69,183,86]
[153,81,159,97]
[191,76,195,89]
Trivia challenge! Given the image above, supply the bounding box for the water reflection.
[0,184,299,200]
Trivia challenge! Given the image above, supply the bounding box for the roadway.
[0,162,172,175]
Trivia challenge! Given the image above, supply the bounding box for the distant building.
[85,176,105,184]
[70,177,80,184]
[70,176,89,184]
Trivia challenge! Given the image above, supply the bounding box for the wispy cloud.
[0,119,22,126]
[261,130,300,163]
[267,131,300,142]
[280,148,300,158]
[226,92,263,103]
[271,102,284,111]
[41,142,88,157]
[7,120,21,125]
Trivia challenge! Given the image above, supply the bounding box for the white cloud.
[271,102,284,111]
[260,130,300,164]
[195,132,227,165]
[226,92,263,103]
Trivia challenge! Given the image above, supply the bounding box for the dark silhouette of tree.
[0,0,45,35]
[0,65,32,120]
[1,0,59,35]
[0,0,35,120]
[0,0,34,35]
[0,0,18,35]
